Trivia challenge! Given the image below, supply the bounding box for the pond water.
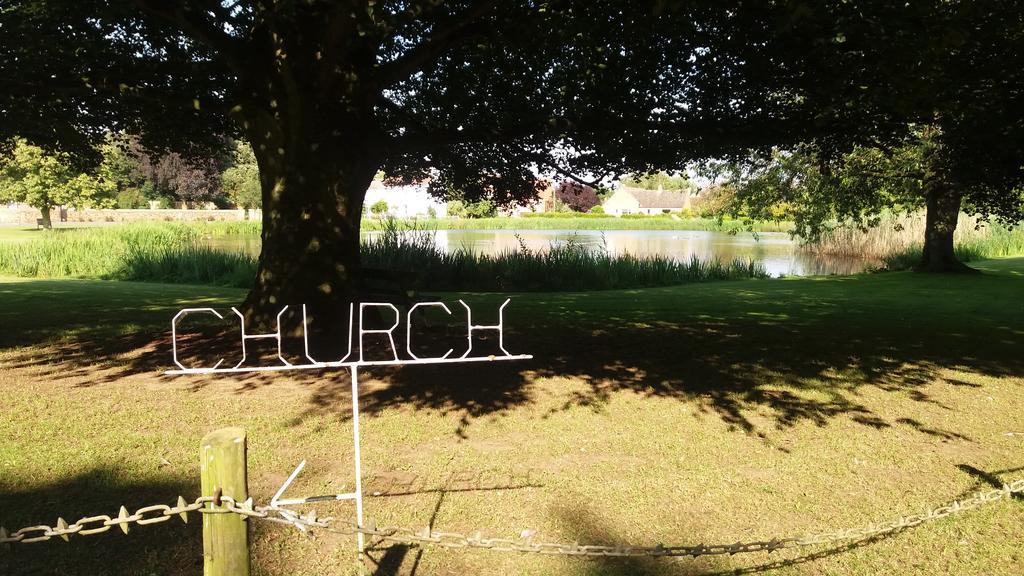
[204,229,870,277]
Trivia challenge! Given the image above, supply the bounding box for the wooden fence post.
[200,427,250,576]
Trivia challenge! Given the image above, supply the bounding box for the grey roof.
[620,186,690,209]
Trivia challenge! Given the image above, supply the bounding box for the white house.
[602,185,693,216]
[363,180,447,218]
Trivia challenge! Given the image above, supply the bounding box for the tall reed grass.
[362,222,768,291]
[798,212,1024,270]
[197,220,263,236]
[0,222,768,291]
[0,224,256,287]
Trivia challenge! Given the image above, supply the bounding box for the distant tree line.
[0,135,261,227]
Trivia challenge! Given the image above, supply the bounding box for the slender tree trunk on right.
[916,183,977,273]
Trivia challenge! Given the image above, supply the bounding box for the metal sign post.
[351,364,365,553]
[165,298,532,556]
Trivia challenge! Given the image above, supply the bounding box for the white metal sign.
[165,298,532,553]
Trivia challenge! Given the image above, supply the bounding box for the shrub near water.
[0,222,768,290]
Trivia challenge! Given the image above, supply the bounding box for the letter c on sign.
[171,308,225,371]
[406,302,454,360]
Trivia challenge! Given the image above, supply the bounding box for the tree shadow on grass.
[547,500,908,576]
[954,464,1024,502]
[550,502,709,576]
[3,274,1024,441]
[0,467,201,576]
[346,281,1023,440]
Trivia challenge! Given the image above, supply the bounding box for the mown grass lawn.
[0,227,44,243]
[2,260,1024,575]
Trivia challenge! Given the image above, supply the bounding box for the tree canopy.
[131,142,225,208]
[554,181,601,213]
[4,1,1021,314]
[1,2,827,181]
[710,1,1024,271]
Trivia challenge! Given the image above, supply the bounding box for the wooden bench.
[36,218,45,229]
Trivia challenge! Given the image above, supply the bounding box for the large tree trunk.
[916,184,977,273]
[240,116,382,329]
[38,206,52,229]
[232,18,387,330]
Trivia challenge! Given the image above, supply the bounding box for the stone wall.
[1,205,259,225]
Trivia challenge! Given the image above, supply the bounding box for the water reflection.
[204,229,870,277]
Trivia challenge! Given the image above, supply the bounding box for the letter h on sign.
[460,298,512,358]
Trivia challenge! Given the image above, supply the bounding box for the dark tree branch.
[380,95,601,187]
[375,0,501,87]
[317,3,363,95]
[199,0,235,27]
[132,0,245,74]
[221,0,247,19]
[390,125,528,151]
[382,92,606,187]
[508,143,609,188]
[380,93,556,150]
[386,0,449,31]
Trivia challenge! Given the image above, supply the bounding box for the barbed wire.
[311,478,1024,557]
[0,495,329,546]
[3,478,1023,559]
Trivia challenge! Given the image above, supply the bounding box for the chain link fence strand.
[3,479,1024,559]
